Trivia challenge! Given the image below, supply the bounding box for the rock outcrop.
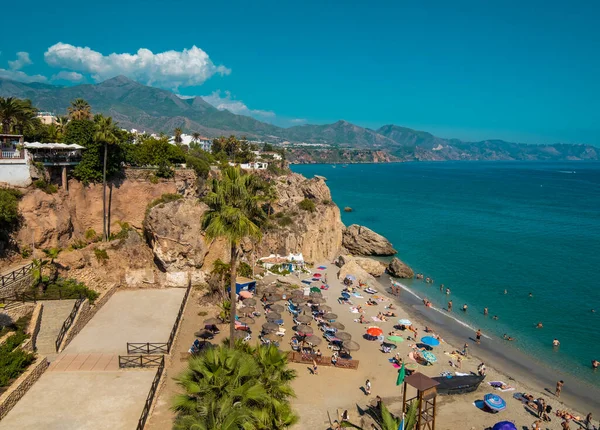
[338,259,375,283]
[387,257,414,278]
[342,224,396,256]
[144,199,209,272]
[354,257,387,277]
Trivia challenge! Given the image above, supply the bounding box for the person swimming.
[553,338,560,347]
[493,315,499,320]
[462,304,468,312]
[536,322,543,328]
[503,334,515,341]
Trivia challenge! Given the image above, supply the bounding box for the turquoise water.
[292,161,600,384]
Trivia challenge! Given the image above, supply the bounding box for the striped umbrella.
[484,394,507,412]
[422,351,437,363]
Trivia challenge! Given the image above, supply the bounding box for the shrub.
[146,193,183,214]
[186,155,211,179]
[33,278,99,303]
[298,198,316,212]
[322,199,331,205]
[20,246,32,258]
[149,175,159,184]
[0,188,22,226]
[84,228,99,241]
[238,262,252,278]
[276,216,293,227]
[33,179,58,194]
[109,221,133,241]
[156,163,175,179]
[94,248,109,264]
[0,332,34,389]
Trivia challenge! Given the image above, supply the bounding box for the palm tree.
[191,132,201,143]
[173,346,266,429]
[340,400,419,430]
[202,167,267,347]
[68,98,92,120]
[0,97,23,133]
[42,248,61,284]
[93,114,119,241]
[174,127,183,144]
[13,99,39,135]
[55,116,69,136]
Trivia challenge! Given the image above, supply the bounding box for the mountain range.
[1,76,597,162]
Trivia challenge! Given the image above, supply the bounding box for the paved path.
[47,353,120,372]
[35,299,76,359]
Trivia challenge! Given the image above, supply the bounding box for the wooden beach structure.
[402,372,439,430]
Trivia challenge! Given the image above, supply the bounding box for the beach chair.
[275,327,286,337]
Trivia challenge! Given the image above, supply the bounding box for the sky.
[1,0,599,145]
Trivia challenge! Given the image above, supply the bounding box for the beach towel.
[392,363,401,369]
[349,307,360,313]
[301,280,312,285]
[455,372,470,376]
[318,266,327,270]
[371,317,383,322]
[488,381,515,392]
[352,293,364,298]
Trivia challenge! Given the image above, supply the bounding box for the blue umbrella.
[421,351,437,363]
[341,292,351,299]
[484,394,507,412]
[421,336,440,347]
[492,422,516,430]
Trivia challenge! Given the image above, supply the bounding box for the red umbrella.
[313,273,322,278]
[367,327,383,336]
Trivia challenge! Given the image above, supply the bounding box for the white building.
[235,161,268,170]
[35,112,56,125]
[168,134,212,151]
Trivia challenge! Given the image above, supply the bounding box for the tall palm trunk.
[229,244,238,348]
[102,142,108,241]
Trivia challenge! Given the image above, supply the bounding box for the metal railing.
[125,280,191,355]
[135,355,165,430]
[0,150,24,159]
[127,342,168,355]
[0,263,33,289]
[118,354,165,369]
[55,298,85,352]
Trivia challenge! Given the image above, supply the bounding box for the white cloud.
[290,118,307,124]
[51,71,84,82]
[175,94,195,100]
[8,52,32,70]
[0,68,47,83]
[44,43,231,90]
[202,90,276,119]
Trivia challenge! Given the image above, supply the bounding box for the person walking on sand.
[585,413,593,430]
[312,359,318,375]
[447,300,453,312]
[365,379,371,395]
[476,329,482,344]
[556,380,564,397]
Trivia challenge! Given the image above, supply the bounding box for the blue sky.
[1,0,599,145]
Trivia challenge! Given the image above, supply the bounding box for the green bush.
[156,163,175,179]
[70,239,87,250]
[109,221,133,241]
[186,155,210,179]
[33,179,58,194]
[94,248,109,264]
[20,246,32,258]
[298,198,316,212]
[0,188,22,226]
[84,228,99,241]
[33,278,99,303]
[146,193,183,214]
[322,199,331,205]
[238,262,252,278]
[276,215,293,227]
[0,332,35,389]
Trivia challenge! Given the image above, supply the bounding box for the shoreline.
[377,273,600,416]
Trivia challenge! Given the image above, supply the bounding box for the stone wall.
[59,285,118,352]
[0,273,33,298]
[21,303,43,353]
[0,356,48,421]
[0,302,35,331]
[0,161,31,187]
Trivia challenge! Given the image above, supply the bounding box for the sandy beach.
[149,261,599,430]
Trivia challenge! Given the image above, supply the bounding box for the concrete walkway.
[35,299,76,360]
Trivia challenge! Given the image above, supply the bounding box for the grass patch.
[276,215,293,227]
[146,193,183,216]
[31,278,99,303]
[94,248,109,264]
[33,179,58,194]
[0,329,34,390]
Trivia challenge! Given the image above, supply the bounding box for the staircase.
[35,299,77,360]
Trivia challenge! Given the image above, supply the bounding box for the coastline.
[376,273,600,416]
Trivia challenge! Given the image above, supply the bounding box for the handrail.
[55,297,85,352]
[0,263,34,290]
[135,355,165,430]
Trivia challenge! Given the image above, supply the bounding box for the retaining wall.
[0,356,48,421]
[21,303,43,353]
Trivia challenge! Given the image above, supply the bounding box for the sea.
[292,161,600,386]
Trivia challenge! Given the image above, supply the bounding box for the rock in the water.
[387,257,414,278]
[344,207,353,212]
[342,224,396,256]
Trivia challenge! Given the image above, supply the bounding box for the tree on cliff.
[68,98,92,120]
[202,167,267,348]
[93,114,119,241]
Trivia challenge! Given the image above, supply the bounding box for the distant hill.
[1,76,597,162]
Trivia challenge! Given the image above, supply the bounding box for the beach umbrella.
[345,275,356,281]
[262,322,279,332]
[307,336,322,346]
[290,289,304,297]
[421,351,437,363]
[313,273,322,278]
[263,333,280,342]
[310,287,322,293]
[342,340,360,351]
[318,266,327,270]
[405,363,419,371]
[244,298,257,306]
[323,313,338,320]
[309,297,325,304]
[387,335,404,343]
[296,315,312,324]
[328,321,345,330]
[341,292,351,299]
[491,422,516,430]
[269,304,284,313]
[336,332,352,341]
[241,306,255,314]
[309,292,322,299]
[266,312,282,321]
[239,290,253,299]
[484,394,507,412]
[267,294,283,302]
[203,317,221,325]
[194,330,214,340]
[319,304,332,312]
[398,319,412,326]
[367,327,383,337]
[238,316,255,324]
[297,325,314,335]
[421,336,440,347]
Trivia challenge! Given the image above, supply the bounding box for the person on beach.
[476,329,482,344]
[462,304,468,312]
[532,419,542,430]
[555,380,564,397]
[447,300,453,312]
[529,292,533,297]
[365,379,371,395]
[341,410,349,422]
[553,338,560,347]
[484,307,488,315]
[561,419,571,430]
[463,343,469,356]
[537,398,546,418]
[585,413,593,430]
[477,362,486,376]
[331,351,338,366]
[312,359,318,375]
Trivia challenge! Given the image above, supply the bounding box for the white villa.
[259,253,305,272]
